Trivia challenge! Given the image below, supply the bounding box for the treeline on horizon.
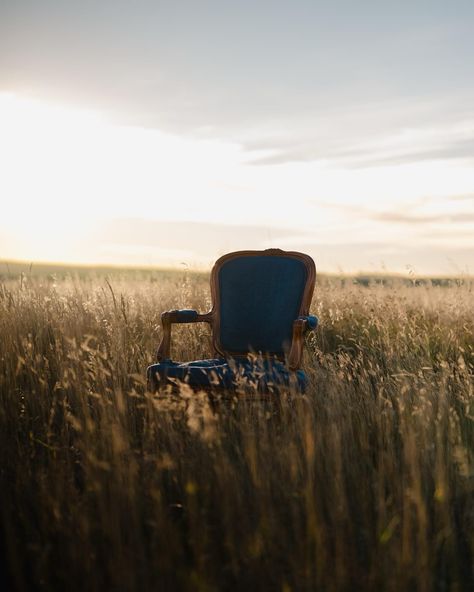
[0,259,471,288]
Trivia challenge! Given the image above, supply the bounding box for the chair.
[147,249,318,394]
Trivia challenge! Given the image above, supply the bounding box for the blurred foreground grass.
[0,265,473,591]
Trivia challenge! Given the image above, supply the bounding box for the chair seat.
[147,357,308,393]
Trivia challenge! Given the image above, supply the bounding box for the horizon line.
[1,258,472,281]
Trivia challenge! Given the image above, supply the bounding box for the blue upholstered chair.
[147,249,318,394]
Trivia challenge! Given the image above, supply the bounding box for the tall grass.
[0,270,473,591]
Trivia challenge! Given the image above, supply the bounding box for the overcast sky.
[1,1,473,273]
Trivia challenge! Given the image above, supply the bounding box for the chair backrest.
[210,249,315,358]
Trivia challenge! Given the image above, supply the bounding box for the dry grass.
[0,268,473,591]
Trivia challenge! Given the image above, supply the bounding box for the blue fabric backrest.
[218,255,307,355]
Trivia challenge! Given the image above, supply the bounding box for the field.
[0,264,473,591]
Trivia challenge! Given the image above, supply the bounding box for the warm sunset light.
[1,93,473,273]
[2,4,474,591]
[1,1,473,274]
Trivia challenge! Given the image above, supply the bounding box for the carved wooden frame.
[156,248,316,371]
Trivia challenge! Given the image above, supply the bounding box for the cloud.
[311,196,474,227]
[92,218,307,263]
[90,218,474,275]
[371,211,474,224]
[446,193,474,202]
[3,215,472,274]
[3,2,474,168]
[293,241,474,276]
[247,117,474,168]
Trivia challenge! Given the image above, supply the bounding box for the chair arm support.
[298,315,319,331]
[161,309,199,323]
[288,315,319,370]
[156,309,213,361]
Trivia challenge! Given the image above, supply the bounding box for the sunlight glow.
[1,93,473,273]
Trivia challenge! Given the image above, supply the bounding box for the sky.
[1,0,473,274]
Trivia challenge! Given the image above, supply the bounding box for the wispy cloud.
[30,217,465,275]
[446,193,474,202]
[247,114,474,168]
[311,195,474,226]
[371,211,474,224]
[2,2,474,169]
[93,219,301,260]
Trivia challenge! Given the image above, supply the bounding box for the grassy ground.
[0,267,473,591]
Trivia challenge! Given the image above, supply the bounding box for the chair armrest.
[162,309,201,323]
[297,315,319,331]
[157,309,213,361]
[288,315,319,370]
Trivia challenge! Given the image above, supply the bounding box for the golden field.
[0,264,473,591]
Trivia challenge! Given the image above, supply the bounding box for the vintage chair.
[147,249,318,394]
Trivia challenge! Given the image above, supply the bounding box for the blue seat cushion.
[147,357,308,393]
